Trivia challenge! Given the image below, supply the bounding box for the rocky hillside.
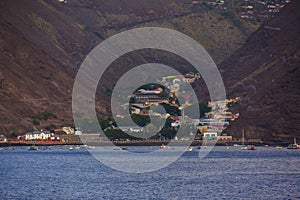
[220,0,300,143]
[0,0,266,136]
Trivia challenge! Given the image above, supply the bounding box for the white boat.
[69,146,74,151]
[85,145,96,150]
[74,146,81,150]
[185,146,193,151]
[160,144,167,150]
[241,146,248,150]
[287,138,299,149]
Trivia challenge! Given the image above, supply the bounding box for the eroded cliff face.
[220,1,300,142]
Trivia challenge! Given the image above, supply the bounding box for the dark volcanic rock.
[220,1,300,142]
[0,0,290,138]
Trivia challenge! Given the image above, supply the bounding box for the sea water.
[0,146,299,199]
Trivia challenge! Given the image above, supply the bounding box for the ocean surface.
[0,146,299,199]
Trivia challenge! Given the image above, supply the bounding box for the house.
[171,121,180,127]
[74,130,83,135]
[62,127,75,135]
[203,132,218,140]
[217,135,233,141]
[0,135,7,142]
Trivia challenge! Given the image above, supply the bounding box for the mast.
[242,128,245,146]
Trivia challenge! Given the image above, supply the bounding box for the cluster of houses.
[203,0,290,20]
[129,72,200,116]
[206,98,240,122]
[238,0,290,19]
[207,0,226,8]
[169,98,240,142]
[14,127,83,142]
[124,70,239,142]
[130,87,170,116]
[198,98,240,141]
[17,130,60,142]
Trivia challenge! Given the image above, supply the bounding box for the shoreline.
[0,140,291,147]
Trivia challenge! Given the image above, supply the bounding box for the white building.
[203,132,218,140]
[24,130,52,140]
[0,135,7,142]
[75,130,83,135]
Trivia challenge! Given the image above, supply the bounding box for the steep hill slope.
[0,0,265,136]
[220,0,300,142]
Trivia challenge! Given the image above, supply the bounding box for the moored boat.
[74,146,81,150]
[241,146,248,150]
[185,146,193,152]
[160,144,167,150]
[28,146,38,150]
[8,146,15,150]
[287,138,299,149]
[247,145,257,150]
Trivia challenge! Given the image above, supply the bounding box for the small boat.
[113,147,128,151]
[247,145,257,150]
[287,138,299,149]
[275,146,283,149]
[28,146,38,150]
[69,146,74,151]
[185,146,193,152]
[0,147,4,151]
[74,146,81,150]
[8,146,15,150]
[160,144,167,150]
[85,145,96,150]
[225,146,230,150]
[241,146,248,150]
